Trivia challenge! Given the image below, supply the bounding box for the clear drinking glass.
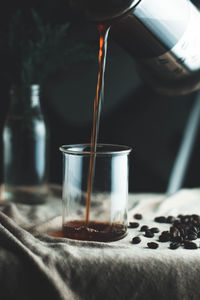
[60,144,132,242]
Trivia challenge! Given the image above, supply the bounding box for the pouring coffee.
[62,0,200,241]
[68,0,200,95]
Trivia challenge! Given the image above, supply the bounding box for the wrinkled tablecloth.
[1,185,200,300]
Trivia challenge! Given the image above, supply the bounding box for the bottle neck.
[9,85,42,115]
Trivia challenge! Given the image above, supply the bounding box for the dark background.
[0,0,200,193]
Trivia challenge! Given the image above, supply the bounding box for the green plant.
[4,9,96,86]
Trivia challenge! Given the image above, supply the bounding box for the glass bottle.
[2,85,49,204]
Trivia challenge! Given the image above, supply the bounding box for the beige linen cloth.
[1,185,200,300]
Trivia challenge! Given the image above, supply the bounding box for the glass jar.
[60,144,132,242]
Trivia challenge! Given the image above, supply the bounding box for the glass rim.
[132,0,142,9]
[59,143,132,156]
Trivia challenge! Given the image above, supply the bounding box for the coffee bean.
[168,214,200,246]
[188,228,196,235]
[170,242,180,250]
[188,233,197,240]
[131,237,141,244]
[159,231,171,242]
[150,227,160,233]
[154,216,167,223]
[173,220,181,227]
[192,220,199,226]
[166,216,175,224]
[129,222,140,228]
[170,226,179,235]
[162,231,169,234]
[184,241,198,249]
[177,227,185,237]
[191,214,200,222]
[159,236,169,242]
[171,236,183,243]
[191,226,198,234]
[171,231,180,240]
[134,213,142,220]
[183,217,190,224]
[129,214,200,250]
[147,242,159,249]
[140,225,149,232]
[144,230,154,238]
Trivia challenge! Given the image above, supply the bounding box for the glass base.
[62,220,127,242]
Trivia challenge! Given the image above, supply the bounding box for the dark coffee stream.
[85,24,110,225]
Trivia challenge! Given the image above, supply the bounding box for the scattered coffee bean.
[192,220,198,226]
[159,236,168,242]
[150,227,159,233]
[182,217,190,224]
[177,227,185,238]
[173,220,181,227]
[131,237,141,244]
[170,226,179,235]
[166,216,175,224]
[130,213,200,250]
[192,214,200,222]
[184,241,198,249]
[144,230,154,238]
[171,233,181,241]
[140,225,149,232]
[162,231,170,235]
[134,213,142,220]
[170,242,181,250]
[147,242,159,249]
[129,222,140,228]
[159,231,171,242]
[154,216,167,223]
[191,226,198,234]
[188,234,197,241]
[171,236,183,243]
[188,228,196,235]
